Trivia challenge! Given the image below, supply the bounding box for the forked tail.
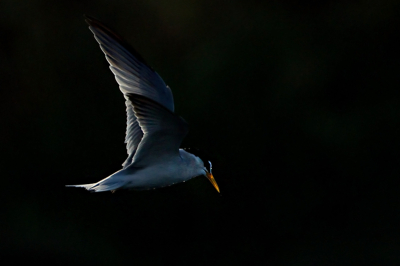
[65,181,124,192]
[65,183,96,190]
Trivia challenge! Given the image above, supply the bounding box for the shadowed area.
[1,0,400,264]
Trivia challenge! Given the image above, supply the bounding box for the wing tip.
[83,15,152,70]
[84,14,101,28]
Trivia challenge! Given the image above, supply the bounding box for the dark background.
[1,0,400,265]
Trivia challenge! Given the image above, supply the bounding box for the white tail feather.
[65,183,96,190]
[66,181,125,192]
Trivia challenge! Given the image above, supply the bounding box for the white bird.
[66,16,220,193]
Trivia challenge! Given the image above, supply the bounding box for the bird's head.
[184,148,220,193]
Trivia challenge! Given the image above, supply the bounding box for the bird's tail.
[66,181,124,192]
[66,169,128,192]
[65,183,96,190]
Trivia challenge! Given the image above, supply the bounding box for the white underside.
[67,149,205,192]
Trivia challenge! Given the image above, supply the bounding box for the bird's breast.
[119,157,193,190]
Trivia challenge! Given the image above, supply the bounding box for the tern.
[66,16,220,193]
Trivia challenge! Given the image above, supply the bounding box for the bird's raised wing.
[85,16,175,168]
[127,93,188,167]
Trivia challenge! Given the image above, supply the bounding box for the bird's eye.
[208,161,212,174]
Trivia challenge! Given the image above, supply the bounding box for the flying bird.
[66,16,220,193]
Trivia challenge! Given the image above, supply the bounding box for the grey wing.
[127,93,189,167]
[85,16,175,168]
[121,98,142,168]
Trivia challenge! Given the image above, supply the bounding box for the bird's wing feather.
[85,16,175,168]
[127,93,188,167]
[121,98,142,168]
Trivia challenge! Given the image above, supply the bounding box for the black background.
[1,0,400,265]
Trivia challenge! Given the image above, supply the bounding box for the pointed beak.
[206,172,220,193]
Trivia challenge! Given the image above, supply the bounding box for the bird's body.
[77,149,204,192]
[66,16,219,193]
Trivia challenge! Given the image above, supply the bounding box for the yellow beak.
[206,172,220,193]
